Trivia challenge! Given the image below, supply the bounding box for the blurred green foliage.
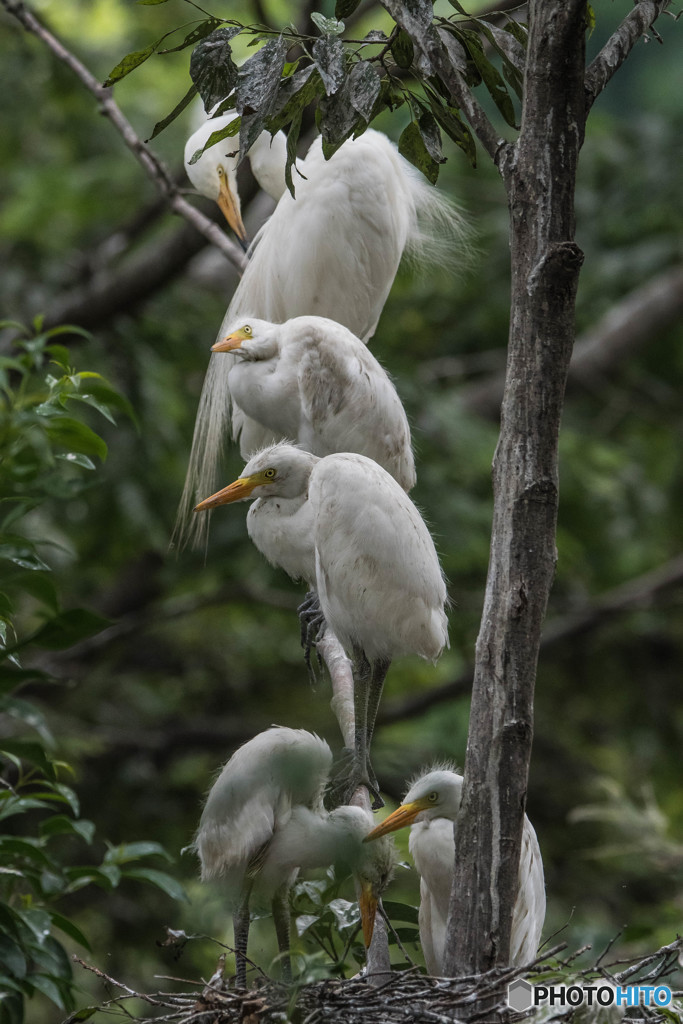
[0,0,681,1013]
[0,328,185,1022]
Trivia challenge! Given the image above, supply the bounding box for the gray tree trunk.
[444,0,587,977]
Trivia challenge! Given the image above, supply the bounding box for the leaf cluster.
[105,0,528,189]
[0,325,183,1024]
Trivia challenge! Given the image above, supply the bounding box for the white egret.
[364,768,546,974]
[177,117,469,545]
[194,726,395,987]
[194,445,449,806]
[211,315,416,488]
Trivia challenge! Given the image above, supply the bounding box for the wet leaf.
[391,28,414,69]
[311,12,345,35]
[190,27,241,112]
[149,84,199,140]
[399,120,440,184]
[312,35,345,95]
[347,61,380,122]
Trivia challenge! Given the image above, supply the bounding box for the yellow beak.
[194,474,259,511]
[217,176,248,244]
[211,332,244,353]
[363,800,426,842]
[359,879,378,948]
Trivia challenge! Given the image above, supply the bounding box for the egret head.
[211,318,279,360]
[327,806,396,948]
[184,115,247,244]
[194,443,319,510]
[363,769,464,840]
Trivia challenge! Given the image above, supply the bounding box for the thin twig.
[1,0,247,274]
[585,0,672,113]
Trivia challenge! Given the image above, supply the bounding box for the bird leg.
[297,591,326,681]
[233,878,253,990]
[365,657,391,751]
[271,883,292,983]
[341,649,384,810]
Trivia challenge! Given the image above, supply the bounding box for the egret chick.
[194,726,394,987]
[195,446,449,806]
[212,315,416,489]
[364,769,545,974]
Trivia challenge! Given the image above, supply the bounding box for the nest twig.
[72,936,683,1024]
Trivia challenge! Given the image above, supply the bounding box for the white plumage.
[195,726,394,987]
[211,315,416,490]
[194,445,448,804]
[177,119,468,546]
[364,769,546,974]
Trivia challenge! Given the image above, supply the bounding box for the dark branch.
[584,0,672,113]
[379,554,683,728]
[1,0,246,273]
[457,264,683,420]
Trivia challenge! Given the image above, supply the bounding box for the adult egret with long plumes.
[211,315,416,487]
[364,769,545,974]
[194,726,394,988]
[177,117,469,546]
[194,445,449,806]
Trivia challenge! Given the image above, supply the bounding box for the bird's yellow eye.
[427,792,438,804]
[264,468,276,479]
[217,166,224,178]
[243,325,252,336]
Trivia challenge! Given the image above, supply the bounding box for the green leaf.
[335,0,360,18]
[138,0,172,5]
[149,84,199,140]
[3,697,52,742]
[265,66,321,135]
[27,973,67,1010]
[17,908,51,945]
[187,118,241,165]
[44,419,107,461]
[399,120,440,184]
[454,27,517,127]
[160,20,224,54]
[0,740,55,776]
[190,27,241,112]
[382,900,420,924]
[40,816,96,844]
[391,28,414,69]
[0,934,27,980]
[0,544,50,572]
[49,913,91,952]
[311,12,345,35]
[104,840,171,864]
[284,109,303,197]
[312,35,345,96]
[23,608,111,652]
[416,110,445,164]
[55,452,96,470]
[65,865,120,891]
[122,868,188,902]
[104,44,158,87]
[425,90,476,166]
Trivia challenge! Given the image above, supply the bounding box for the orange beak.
[194,475,259,511]
[217,177,248,244]
[359,879,378,948]
[363,800,426,842]
[211,332,244,353]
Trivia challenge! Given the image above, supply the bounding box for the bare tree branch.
[585,0,672,113]
[379,553,683,728]
[457,263,683,420]
[1,0,247,274]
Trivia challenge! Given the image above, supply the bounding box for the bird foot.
[327,748,384,810]
[297,592,327,683]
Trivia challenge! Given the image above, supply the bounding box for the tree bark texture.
[445,0,587,978]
